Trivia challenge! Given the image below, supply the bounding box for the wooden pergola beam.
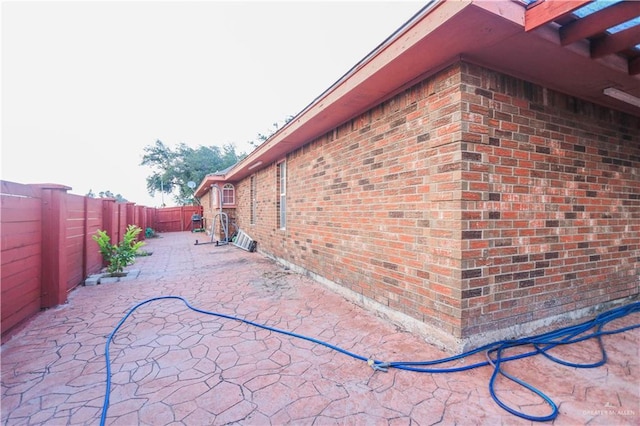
[591,25,640,59]
[629,56,640,76]
[560,1,640,45]
[629,57,640,75]
[525,0,592,32]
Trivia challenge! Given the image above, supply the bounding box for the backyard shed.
[195,0,640,351]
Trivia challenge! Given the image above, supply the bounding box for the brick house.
[195,0,639,351]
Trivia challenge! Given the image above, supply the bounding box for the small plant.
[93,225,146,276]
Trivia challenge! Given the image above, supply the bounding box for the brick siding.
[458,62,639,336]
[201,189,237,240]
[232,61,639,347]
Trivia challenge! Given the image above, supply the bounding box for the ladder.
[233,229,256,252]
[213,212,230,245]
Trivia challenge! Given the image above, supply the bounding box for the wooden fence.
[155,206,203,232]
[0,180,200,342]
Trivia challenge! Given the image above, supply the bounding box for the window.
[277,161,286,229]
[250,175,257,225]
[222,183,235,205]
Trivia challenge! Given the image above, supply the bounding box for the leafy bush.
[93,225,146,275]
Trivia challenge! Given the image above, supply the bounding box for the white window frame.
[222,183,235,205]
[250,175,257,225]
[278,161,286,230]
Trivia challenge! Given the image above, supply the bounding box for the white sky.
[1,0,423,207]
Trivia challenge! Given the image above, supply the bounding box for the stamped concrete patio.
[1,231,638,425]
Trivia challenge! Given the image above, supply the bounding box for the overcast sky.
[2,1,423,207]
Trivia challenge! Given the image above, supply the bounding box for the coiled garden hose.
[100,298,639,425]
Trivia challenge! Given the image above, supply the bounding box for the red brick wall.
[234,61,639,346]
[201,186,239,240]
[201,190,214,233]
[236,64,466,338]
[458,62,639,336]
[236,162,278,249]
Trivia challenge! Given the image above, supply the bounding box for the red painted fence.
[0,180,201,342]
[155,206,203,232]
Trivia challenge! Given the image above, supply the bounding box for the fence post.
[101,198,117,248]
[116,203,126,243]
[83,196,89,283]
[137,206,147,240]
[39,184,71,308]
[125,202,135,230]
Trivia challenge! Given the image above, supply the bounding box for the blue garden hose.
[100,298,639,425]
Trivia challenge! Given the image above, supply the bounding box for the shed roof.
[196,0,639,196]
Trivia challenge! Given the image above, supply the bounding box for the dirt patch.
[253,271,295,297]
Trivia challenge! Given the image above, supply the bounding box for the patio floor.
[1,231,638,425]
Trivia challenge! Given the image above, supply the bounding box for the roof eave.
[194,174,227,198]
[204,0,639,187]
[225,0,466,182]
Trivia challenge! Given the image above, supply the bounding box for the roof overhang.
[202,0,639,186]
[194,174,226,198]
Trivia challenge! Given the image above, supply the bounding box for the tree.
[86,189,128,202]
[247,115,294,148]
[141,140,245,205]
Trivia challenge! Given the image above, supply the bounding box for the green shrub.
[93,225,146,275]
